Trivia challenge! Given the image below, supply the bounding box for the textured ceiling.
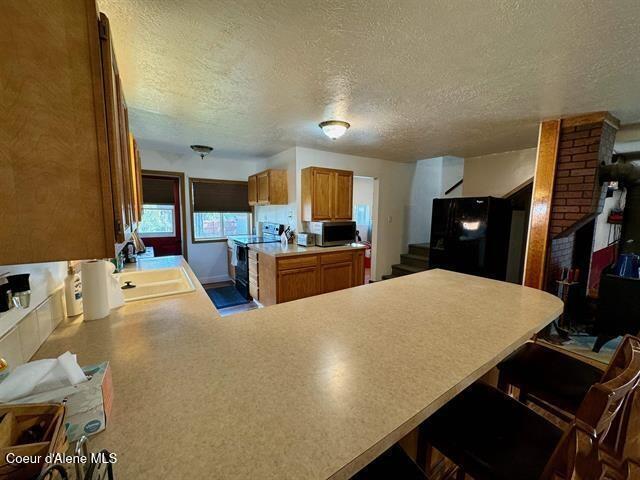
[99,0,640,162]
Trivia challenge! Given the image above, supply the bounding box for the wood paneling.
[278,267,318,303]
[523,120,561,289]
[301,167,354,221]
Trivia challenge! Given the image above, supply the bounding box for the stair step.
[400,253,429,268]
[391,263,429,276]
[381,274,397,281]
[408,243,430,257]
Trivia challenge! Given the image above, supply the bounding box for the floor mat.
[207,285,249,309]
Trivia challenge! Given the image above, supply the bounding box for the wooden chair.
[414,335,640,480]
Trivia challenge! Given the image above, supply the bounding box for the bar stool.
[417,335,640,480]
[354,336,640,479]
[497,336,635,422]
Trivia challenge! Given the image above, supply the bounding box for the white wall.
[406,156,464,244]
[295,147,413,280]
[0,262,67,338]
[463,148,536,198]
[140,148,264,284]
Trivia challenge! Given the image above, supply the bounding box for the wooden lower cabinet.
[258,249,365,306]
[277,267,318,303]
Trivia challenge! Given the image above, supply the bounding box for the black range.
[227,222,285,300]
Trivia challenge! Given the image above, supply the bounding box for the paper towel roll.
[82,260,110,321]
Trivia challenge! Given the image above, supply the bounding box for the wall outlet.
[387,215,393,224]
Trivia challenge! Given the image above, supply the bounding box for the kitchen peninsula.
[249,243,367,306]
[34,259,562,479]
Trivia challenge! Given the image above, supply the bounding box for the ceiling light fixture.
[190,144,213,159]
[319,120,350,140]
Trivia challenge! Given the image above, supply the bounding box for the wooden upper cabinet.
[248,175,258,205]
[301,167,354,222]
[0,0,138,265]
[247,169,287,206]
[257,171,270,204]
[334,171,354,220]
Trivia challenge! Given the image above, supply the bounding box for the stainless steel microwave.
[308,221,356,247]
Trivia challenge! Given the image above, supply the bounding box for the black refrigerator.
[429,197,512,280]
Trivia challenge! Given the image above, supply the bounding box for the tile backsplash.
[0,261,67,338]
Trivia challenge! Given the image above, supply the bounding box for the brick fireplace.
[546,115,618,292]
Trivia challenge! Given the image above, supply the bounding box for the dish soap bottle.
[64,262,83,317]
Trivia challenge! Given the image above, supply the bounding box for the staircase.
[382,243,430,280]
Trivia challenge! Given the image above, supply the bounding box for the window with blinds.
[189,178,252,241]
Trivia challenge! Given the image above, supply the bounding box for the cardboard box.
[0,362,113,442]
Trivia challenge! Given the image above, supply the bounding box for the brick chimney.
[546,113,619,291]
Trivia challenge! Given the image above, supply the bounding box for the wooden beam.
[560,111,620,130]
[523,120,561,289]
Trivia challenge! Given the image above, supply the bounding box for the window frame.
[138,203,177,238]
[189,177,253,243]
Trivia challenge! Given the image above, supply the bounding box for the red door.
[141,175,183,257]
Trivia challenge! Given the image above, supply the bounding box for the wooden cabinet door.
[320,261,353,294]
[334,171,353,220]
[99,13,127,243]
[117,82,134,233]
[312,169,334,220]
[248,175,258,205]
[128,133,143,225]
[257,171,270,204]
[277,266,318,303]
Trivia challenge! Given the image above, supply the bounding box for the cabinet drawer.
[278,255,318,271]
[248,250,258,261]
[320,252,353,265]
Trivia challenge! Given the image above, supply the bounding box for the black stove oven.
[228,223,285,300]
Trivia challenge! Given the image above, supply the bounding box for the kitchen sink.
[118,267,195,302]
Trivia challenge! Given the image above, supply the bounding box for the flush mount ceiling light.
[190,144,213,159]
[319,120,350,140]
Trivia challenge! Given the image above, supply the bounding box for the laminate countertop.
[249,242,366,257]
[34,259,562,479]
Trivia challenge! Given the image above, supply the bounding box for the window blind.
[141,177,175,205]
[191,179,249,213]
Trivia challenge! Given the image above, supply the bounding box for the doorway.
[505,180,533,284]
[353,176,376,283]
[139,170,188,260]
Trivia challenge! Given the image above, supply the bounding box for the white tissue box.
[0,361,113,442]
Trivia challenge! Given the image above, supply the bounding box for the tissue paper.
[0,351,87,403]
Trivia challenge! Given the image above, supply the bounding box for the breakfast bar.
[34,260,562,479]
